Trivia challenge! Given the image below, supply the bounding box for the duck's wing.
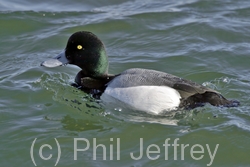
[107,68,219,99]
[171,79,218,99]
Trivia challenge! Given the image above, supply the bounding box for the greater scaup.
[41,31,239,114]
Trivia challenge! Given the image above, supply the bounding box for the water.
[1,0,250,166]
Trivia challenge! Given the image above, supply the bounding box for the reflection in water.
[61,115,104,132]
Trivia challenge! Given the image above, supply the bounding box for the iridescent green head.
[41,31,109,78]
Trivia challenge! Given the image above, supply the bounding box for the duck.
[41,31,239,114]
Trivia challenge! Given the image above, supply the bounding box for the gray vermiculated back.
[107,68,218,98]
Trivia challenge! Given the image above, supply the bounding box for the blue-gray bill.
[41,51,68,67]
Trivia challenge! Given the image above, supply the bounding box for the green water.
[1,0,250,166]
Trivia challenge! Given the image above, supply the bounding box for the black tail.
[180,92,240,109]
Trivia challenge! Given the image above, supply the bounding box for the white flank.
[101,86,181,115]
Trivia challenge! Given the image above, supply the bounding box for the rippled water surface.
[1,0,250,166]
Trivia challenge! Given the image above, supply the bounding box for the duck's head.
[41,31,109,78]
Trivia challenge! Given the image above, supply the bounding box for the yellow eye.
[77,45,83,50]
